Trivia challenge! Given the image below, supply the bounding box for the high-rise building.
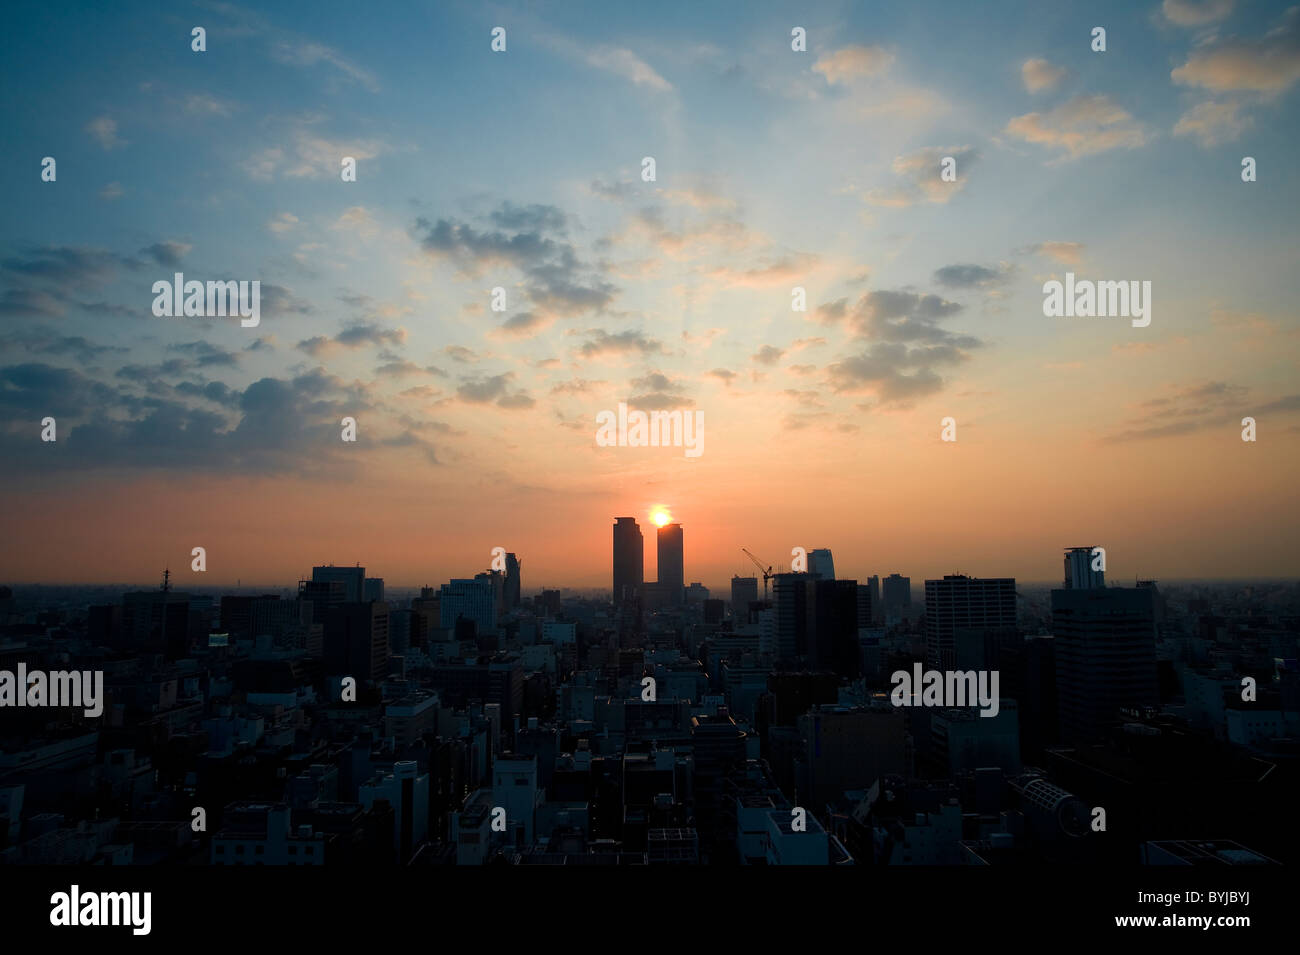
[882,574,911,621]
[807,548,836,580]
[504,553,521,610]
[866,575,882,624]
[1052,585,1158,743]
[363,577,385,602]
[323,600,389,682]
[474,569,506,619]
[731,576,759,620]
[439,579,497,635]
[312,565,365,603]
[814,578,861,677]
[1062,547,1105,589]
[923,575,1017,671]
[772,573,815,664]
[358,760,428,863]
[612,517,644,606]
[657,522,684,606]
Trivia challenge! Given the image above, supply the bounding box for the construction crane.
[741,548,774,601]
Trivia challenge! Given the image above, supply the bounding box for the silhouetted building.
[1063,547,1105,590]
[505,553,521,610]
[924,575,1017,671]
[612,518,644,607]
[1052,585,1158,743]
[657,523,684,606]
[323,601,389,683]
[731,576,759,620]
[312,565,365,603]
[807,548,835,579]
[882,574,911,621]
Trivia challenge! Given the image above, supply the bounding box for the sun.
[651,508,671,527]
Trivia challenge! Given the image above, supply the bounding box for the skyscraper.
[323,600,389,682]
[731,576,759,620]
[772,572,815,664]
[1052,585,1158,743]
[807,548,836,580]
[923,575,1017,671]
[657,522,684,606]
[1062,547,1105,589]
[504,553,521,610]
[312,565,365,603]
[612,517,644,606]
[438,578,497,635]
[882,574,911,621]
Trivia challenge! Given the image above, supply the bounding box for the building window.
[235,845,245,855]
[288,846,297,855]
[255,845,264,855]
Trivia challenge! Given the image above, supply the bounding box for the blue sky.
[1,0,1297,587]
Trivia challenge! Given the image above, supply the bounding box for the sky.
[1,0,1298,593]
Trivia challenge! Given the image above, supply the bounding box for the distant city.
[1,519,1296,866]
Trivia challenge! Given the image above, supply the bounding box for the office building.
[1063,547,1105,590]
[612,518,644,606]
[1052,585,1158,743]
[657,523,684,606]
[923,575,1017,671]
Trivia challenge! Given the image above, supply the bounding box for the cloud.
[1100,380,1270,443]
[626,370,693,410]
[244,122,384,181]
[414,204,616,317]
[705,255,818,288]
[1024,241,1085,265]
[0,288,66,318]
[752,345,785,365]
[271,40,379,92]
[1171,8,1300,94]
[824,342,967,405]
[444,345,478,364]
[0,365,381,476]
[494,311,551,339]
[490,203,568,233]
[933,263,1014,289]
[166,340,241,368]
[297,322,404,356]
[267,212,299,235]
[1021,58,1066,93]
[260,284,312,316]
[141,242,193,267]
[542,33,671,91]
[99,182,124,201]
[813,45,896,85]
[584,45,672,91]
[865,146,977,206]
[1161,0,1235,28]
[1005,94,1147,160]
[706,368,737,386]
[834,290,974,346]
[456,372,533,409]
[575,328,665,359]
[184,93,236,116]
[86,116,124,150]
[1173,99,1254,145]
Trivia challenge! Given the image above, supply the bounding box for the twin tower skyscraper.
[613,517,683,608]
